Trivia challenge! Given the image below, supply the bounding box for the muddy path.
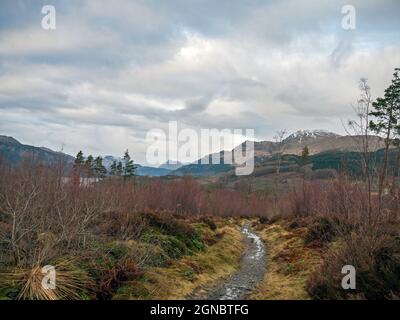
[189,224,267,300]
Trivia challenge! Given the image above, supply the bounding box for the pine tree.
[110,160,117,176]
[73,150,85,186]
[300,146,310,166]
[123,149,136,179]
[116,161,123,176]
[94,156,107,179]
[369,67,400,207]
[85,155,94,176]
[74,150,84,168]
[369,68,400,138]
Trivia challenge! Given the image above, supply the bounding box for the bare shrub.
[96,257,142,300]
[307,231,400,299]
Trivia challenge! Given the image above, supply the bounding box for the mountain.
[172,163,233,176]
[0,136,173,177]
[0,135,74,167]
[277,130,385,156]
[284,129,340,142]
[234,130,386,160]
[102,155,123,171]
[282,129,340,149]
[1,131,389,178]
[173,130,387,176]
[136,166,172,177]
[102,155,172,177]
[159,160,183,171]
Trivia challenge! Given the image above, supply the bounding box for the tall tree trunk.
[378,127,391,212]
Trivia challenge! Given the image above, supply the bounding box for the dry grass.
[250,220,324,300]
[113,222,243,300]
[0,260,92,300]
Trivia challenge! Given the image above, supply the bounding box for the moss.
[142,212,197,240]
[88,241,131,267]
[115,225,243,300]
[180,267,196,281]
[141,227,204,260]
[0,286,19,300]
[281,263,298,275]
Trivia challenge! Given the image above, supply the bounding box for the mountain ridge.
[0,135,75,167]
[173,130,387,176]
[0,136,172,177]
[1,131,388,178]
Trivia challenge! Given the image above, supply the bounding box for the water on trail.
[190,224,267,300]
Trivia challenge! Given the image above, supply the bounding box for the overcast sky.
[0,0,399,164]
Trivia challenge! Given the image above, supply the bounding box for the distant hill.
[102,155,123,171]
[211,148,400,191]
[159,160,183,171]
[172,163,233,176]
[173,130,388,177]
[1,131,392,179]
[103,155,172,177]
[248,130,386,158]
[136,166,172,177]
[0,135,74,167]
[0,136,176,177]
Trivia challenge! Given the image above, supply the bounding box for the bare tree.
[273,129,287,175]
[346,79,374,219]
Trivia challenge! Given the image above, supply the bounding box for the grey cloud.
[0,0,399,163]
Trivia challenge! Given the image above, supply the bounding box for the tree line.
[73,149,137,179]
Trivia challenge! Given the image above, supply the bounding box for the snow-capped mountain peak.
[284,130,340,144]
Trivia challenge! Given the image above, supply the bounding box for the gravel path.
[190,224,267,300]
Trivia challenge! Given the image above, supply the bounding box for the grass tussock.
[0,260,92,300]
[250,219,324,300]
[113,223,243,300]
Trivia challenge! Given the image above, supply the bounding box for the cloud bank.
[0,0,399,163]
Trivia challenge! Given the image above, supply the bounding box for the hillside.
[244,130,386,158]
[159,160,183,171]
[0,135,74,167]
[0,132,391,179]
[173,130,387,176]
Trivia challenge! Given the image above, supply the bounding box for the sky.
[0,0,399,164]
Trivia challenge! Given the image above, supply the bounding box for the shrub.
[96,258,142,300]
[307,233,400,299]
[142,211,197,240]
[268,215,282,225]
[259,216,269,224]
[201,217,217,230]
[288,220,300,229]
[304,217,338,245]
[96,211,146,240]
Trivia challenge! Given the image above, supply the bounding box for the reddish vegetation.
[1,156,400,299]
